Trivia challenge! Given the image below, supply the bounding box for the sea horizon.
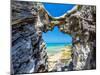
[46,43,72,55]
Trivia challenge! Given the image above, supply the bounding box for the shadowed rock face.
[11,1,48,74]
[11,1,96,74]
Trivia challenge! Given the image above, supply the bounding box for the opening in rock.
[42,26,72,71]
[11,1,96,74]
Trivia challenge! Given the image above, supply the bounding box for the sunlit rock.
[11,1,96,74]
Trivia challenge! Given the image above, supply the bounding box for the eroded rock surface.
[11,1,48,74]
[11,1,96,74]
[44,5,96,70]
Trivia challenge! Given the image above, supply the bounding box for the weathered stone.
[11,1,96,74]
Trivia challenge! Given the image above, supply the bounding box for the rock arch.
[11,1,96,74]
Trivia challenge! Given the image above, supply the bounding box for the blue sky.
[42,26,72,43]
[43,3,75,17]
[42,3,74,43]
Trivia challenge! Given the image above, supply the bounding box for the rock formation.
[43,5,96,70]
[11,1,48,74]
[11,1,96,74]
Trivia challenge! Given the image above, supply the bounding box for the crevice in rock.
[11,1,96,74]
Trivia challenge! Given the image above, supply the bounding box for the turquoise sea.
[46,43,72,55]
[42,3,74,55]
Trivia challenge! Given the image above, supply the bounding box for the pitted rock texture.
[44,5,96,70]
[11,1,48,74]
[11,1,96,74]
[67,6,96,70]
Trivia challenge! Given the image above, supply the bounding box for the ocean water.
[42,3,74,55]
[46,43,72,55]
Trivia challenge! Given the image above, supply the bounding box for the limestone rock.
[11,1,96,74]
[11,1,48,74]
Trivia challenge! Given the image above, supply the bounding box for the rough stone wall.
[58,5,96,70]
[11,1,48,74]
[70,6,96,70]
[11,1,96,74]
[43,5,96,70]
